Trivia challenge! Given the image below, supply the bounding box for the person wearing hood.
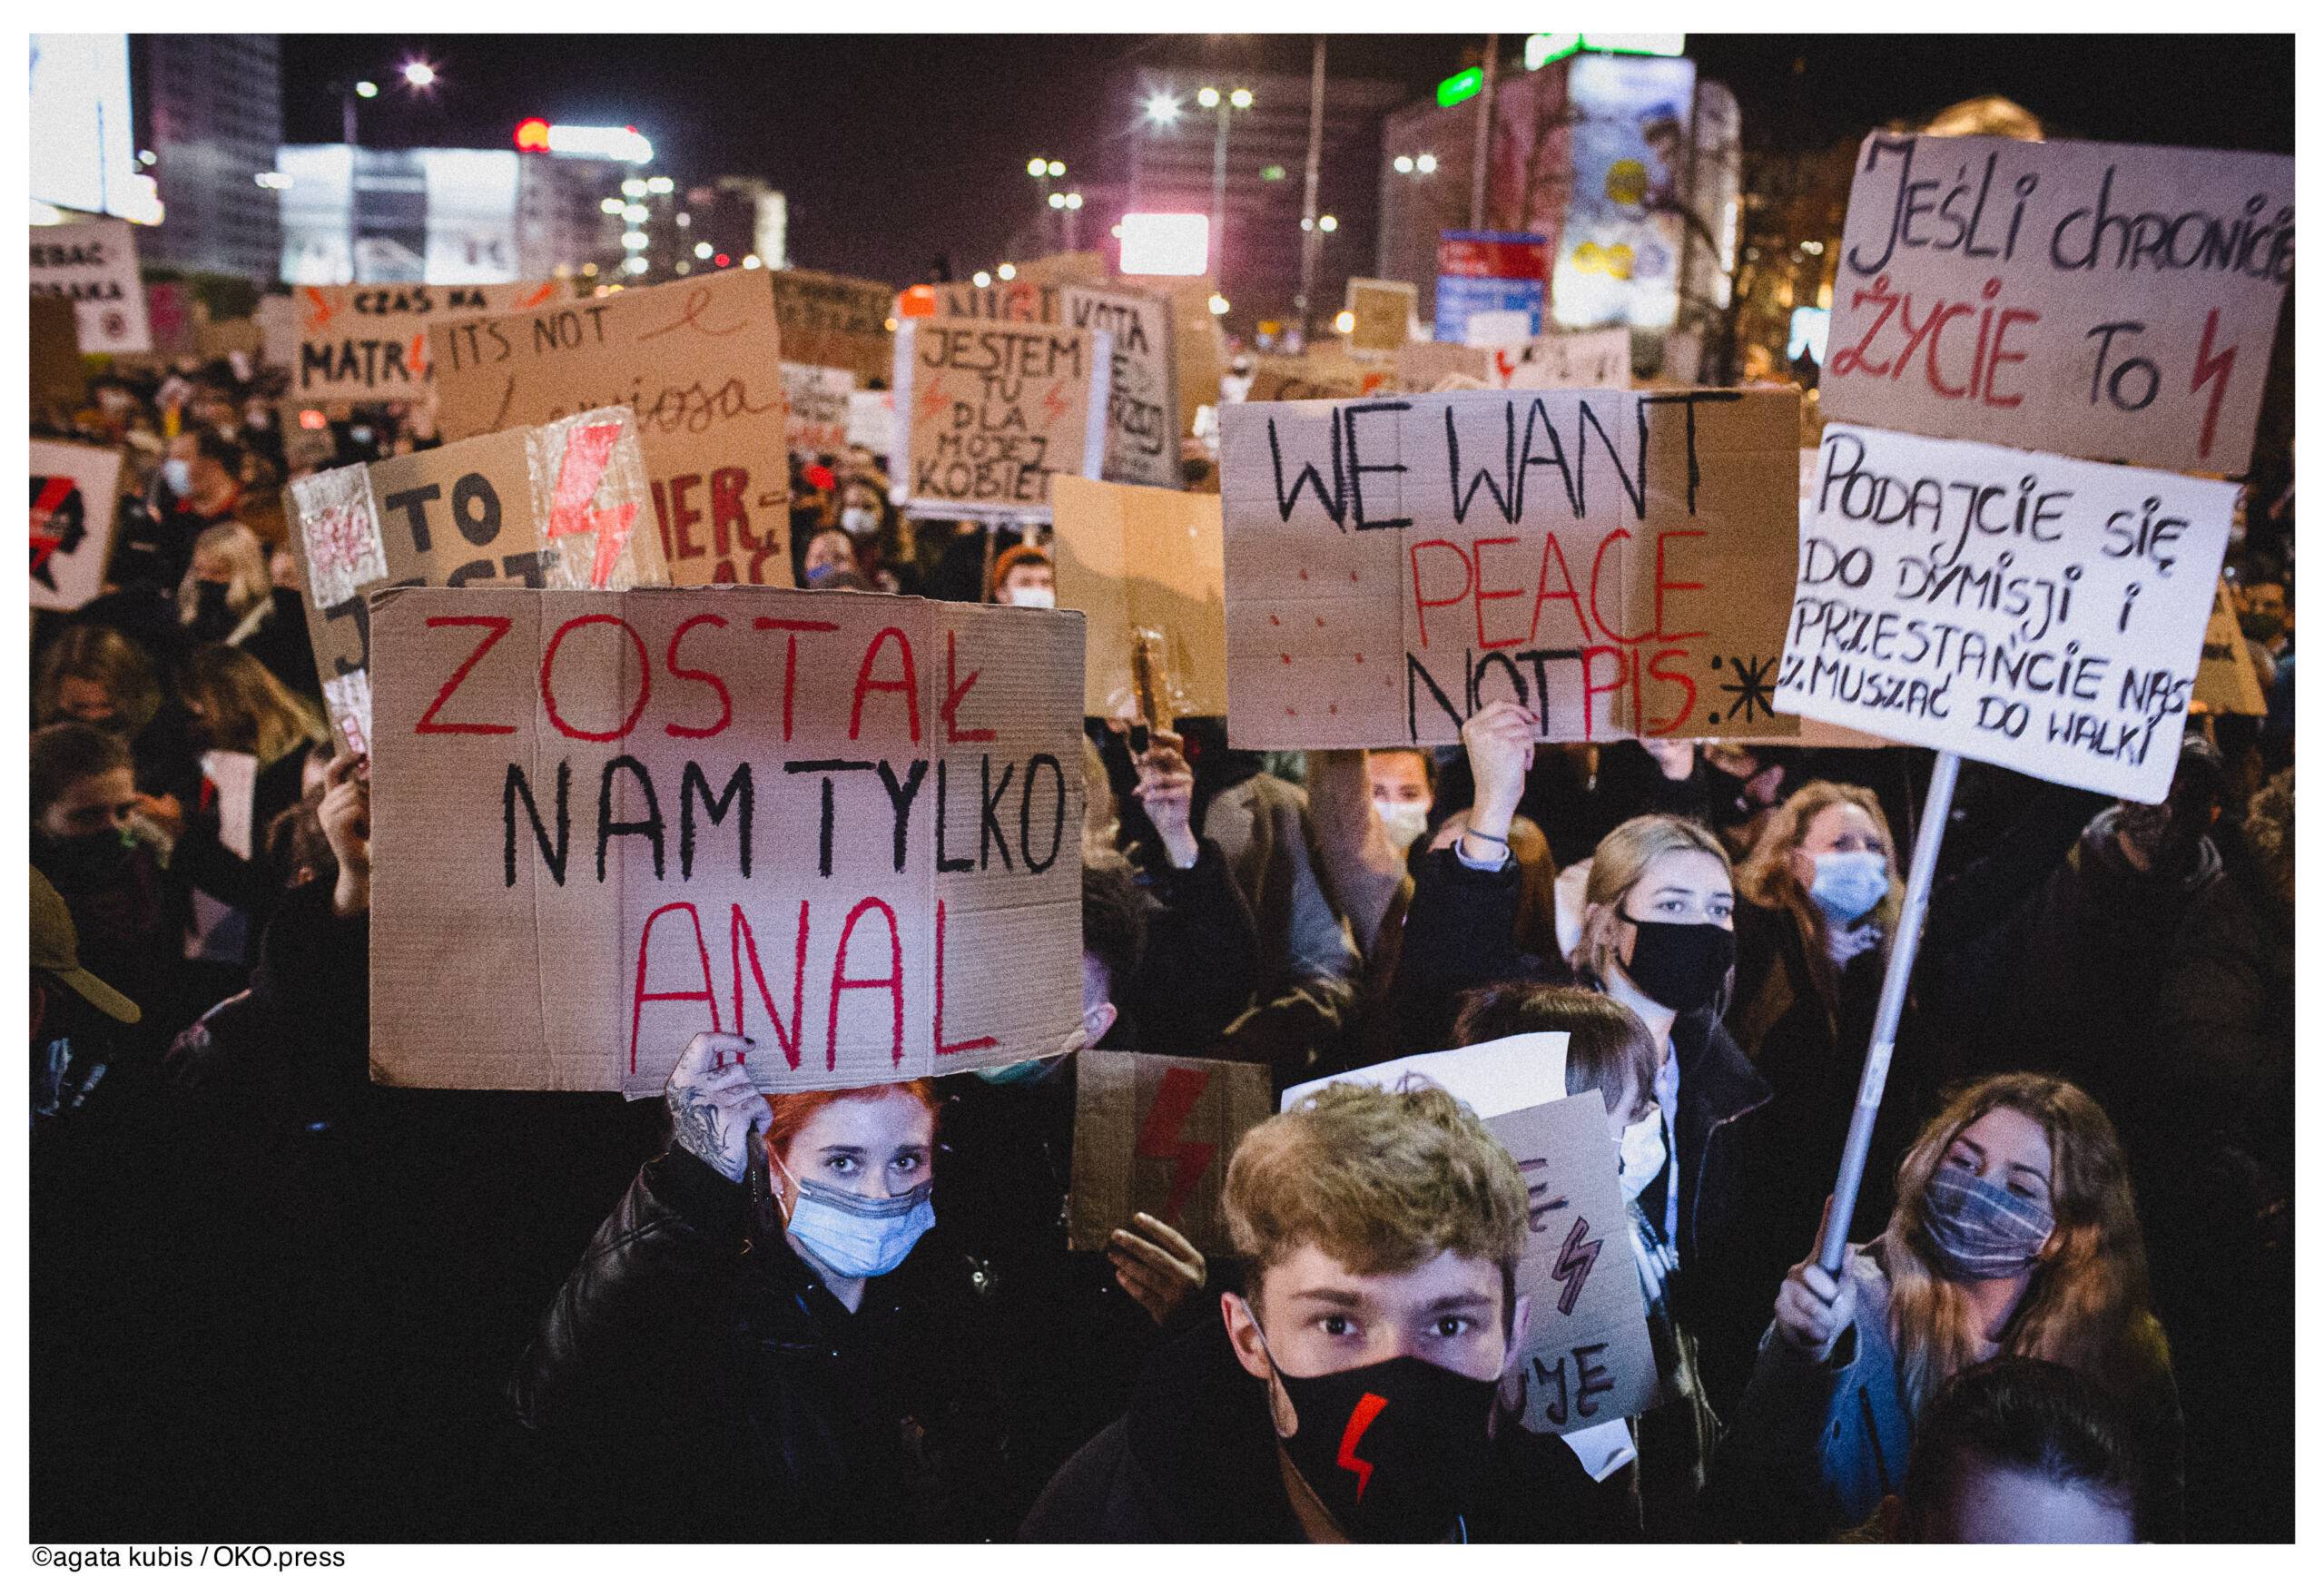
[1020,1079,1633,1542]
[511,1043,1007,1540]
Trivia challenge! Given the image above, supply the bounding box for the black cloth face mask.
[1619,914,1736,1016]
[1264,1340,1498,1543]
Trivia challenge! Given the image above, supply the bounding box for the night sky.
[277,33,2295,289]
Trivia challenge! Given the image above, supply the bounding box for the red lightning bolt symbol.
[918,376,949,418]
[30,476,74,572]
[1041,380,1070,423]
[1551,1214,1601,1317]
[1335,1393,1388,1503]
[543,421,639,588]
[2191,308,2236,462]
[1132,1065,1216,1224]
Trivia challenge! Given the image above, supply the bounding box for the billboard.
[1551,53,1697,331]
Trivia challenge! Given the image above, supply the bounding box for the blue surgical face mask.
[973,1057,1060,1087]
[776,1162,935,1281]
[160,458,193,497]
[1808,849,1889,926]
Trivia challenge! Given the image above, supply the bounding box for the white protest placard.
[368,586,1087,1094]
[1282,1037,1657,1436]
[1823,133,2292,473]
[284,407,667,756]
[1775,423,2236,802]
[1218,388,1801,749]
[1507,328,1632,390]
[847,390,895,454]
[891,316,1112,521]
[782,362,855,460]
[290,281,563,404]
[31,219,151,353]
[30,440,124,611]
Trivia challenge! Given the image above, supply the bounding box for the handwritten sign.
[290,281,561,404]
[429,268,793,586]
[1052,476,1226,718]
[891,316,1111,520]
[1218,388,1800,749]
[935,281,1184,491]
[1507,329,1632,391]
[1395,340,1494,393]
[767,267,897,385]
[1345,279,1418,355]
[1824,133,2293,473]
[782,362,856,460]
[2194,579,2268,715]
[368,586,1086,1094]
[1244,353,1391,404]
[1775,424,2235,802]
[30,440,123,611]
[1068,1051,1274,1259]
[284,408,665,757]
[31,219,151,354]
[1488,1094,1659,1435]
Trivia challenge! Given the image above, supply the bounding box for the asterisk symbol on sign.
[1720,653,1778,724]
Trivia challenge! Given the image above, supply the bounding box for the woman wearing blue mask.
[1731,784,1922,1315]
[1708,1074,2182,1542]
[513,1033,1005,1540]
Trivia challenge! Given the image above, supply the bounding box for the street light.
[972,270,992,289]
[1064,192,1083,210]
[1207,293,1230,316]
[400,60,437,90]
[1046,159,1065,178]
[1027,156,1049,177]
[694,241,714,259]
[1196,86,1220,109]
[998,262,1017,281]
[1198,88,1252,299]
[1416,152,1438,174]
[354,80,379,99]
[1394,155,1414,173]
[1229,87,1253,109]
[1145,92,1180,124]
[1318,213,1337,232]
[1049,192,1067,210]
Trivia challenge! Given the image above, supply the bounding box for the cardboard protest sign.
[1068,1051,1274,1258]
[1219,388,1801,749]
[1824,133,2292,473]
[847,390,895,455]
[367,586,1087,1094]
[1508,329,1632,391]
[31,295,85,411]
[290,281,562,404]
[1489,1094,1660,1435]
[767,267,898,384]
[1051,475,1226,719]
[1345,279,1418,355]
[1170,281,1225,438]
[257,294,299,371]
[1243,353,1391,404]
[1280,1036,1656,1435]
[891,316,1111,520]
[1395,340,1494,393]
[430,269,793,586]
[2194,579,2268,715]
[146,281,198,358]
[284,407,665,756]
[30,440,123,611]
[31,219,151,354]
[1775,424,2236,802]
[782,362,855,460]
[934,281,1184,491]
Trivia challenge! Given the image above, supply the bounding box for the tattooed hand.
[664,1031,769,1183]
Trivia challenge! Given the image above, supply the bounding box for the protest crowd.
[25,53,2298,1551]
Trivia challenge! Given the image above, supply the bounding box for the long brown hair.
[1883,1074,2167,1414]
[1736,781,1904,994]
[34,625,162,735]
[176,645,324,767]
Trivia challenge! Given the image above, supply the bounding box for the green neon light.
[1437,68,1482,107]
[1525,33,1581,70]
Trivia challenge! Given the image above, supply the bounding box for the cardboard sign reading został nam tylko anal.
[367,586,1088,1095]
[428,268,793,586]
[283,407,667,758]
[1217,388,1801,750]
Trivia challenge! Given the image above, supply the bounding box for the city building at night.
[131,34,284,281]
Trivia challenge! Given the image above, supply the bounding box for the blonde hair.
[1738,781,1903,940]
[1225,1080,1529,1306]
[176,645,325,767]
[1884,1074,2167,1416]
[35,625,162,735]
[1570,813,1732,987]
[178,520,272,627]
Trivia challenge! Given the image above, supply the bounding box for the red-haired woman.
[513,1031,997,1539]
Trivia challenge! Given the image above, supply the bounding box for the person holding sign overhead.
[511,1037,1003,1541]
[1706,1073,2182,1542]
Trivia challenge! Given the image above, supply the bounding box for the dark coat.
[509,1145,1005,1542]
[1114,836,1267,1058]
[1019,1316,1636,1543]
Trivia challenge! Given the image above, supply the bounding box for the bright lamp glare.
[1229,88,1253,109]
[1064,192,1083,210]
[1393,155,1414,173]
[401,61,436,89]
[1049,192,1066,209]
[1145,93,1180,124]
[972,271,992,289]
[1046,160,1065,178]
[1415,153,1438,174]
[354,81,379,99]
[1028,157,1049,177]
[1207,293,1229,315]
[1196,86,1220,109]
[1318,214,1338,232]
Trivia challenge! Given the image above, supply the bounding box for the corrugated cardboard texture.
[1067,1051,1274,1259]
[1346,279,1418,355]
[369,586,1086,1095]
[290,281,562,403]
[1052,476,1227,719]
[428,268,793,586]
[1486,1096,1658,1437]
[767,268,897,386]
[1218,388,1801,748]
[1776,424,2235,803]
[284,409,665,756]
[2195,581,2268,715]
[1823,133,2291,473]
[891,317,1112,520]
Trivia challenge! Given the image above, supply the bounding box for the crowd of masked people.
[31,360,2296,1543]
